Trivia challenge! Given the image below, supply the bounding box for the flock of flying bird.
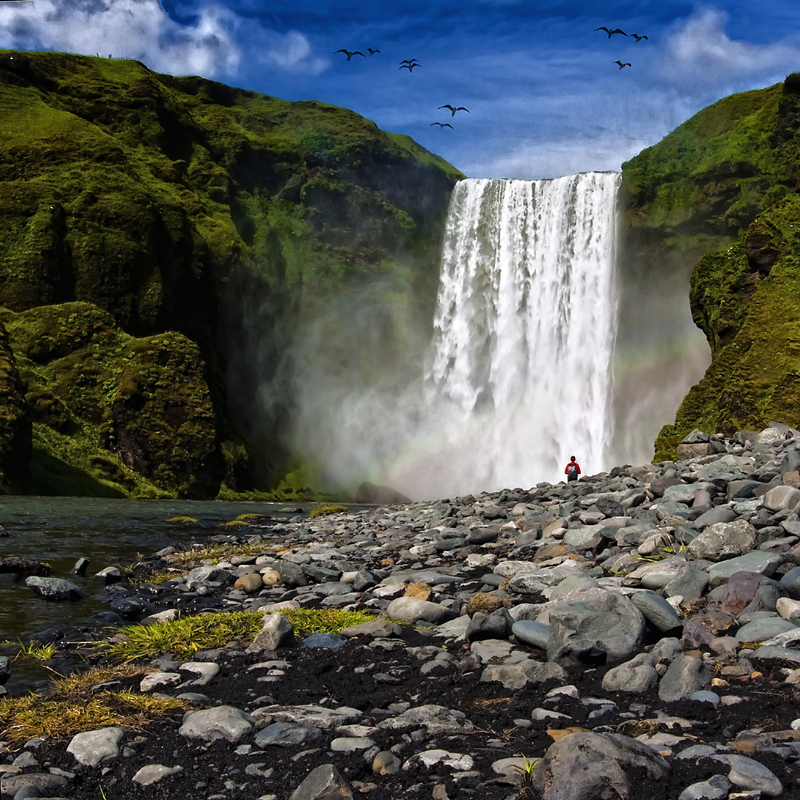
[594,26,648,69]
[334,49,469,130]
[334,26,648,132]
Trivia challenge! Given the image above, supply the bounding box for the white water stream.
[416,172,620,492]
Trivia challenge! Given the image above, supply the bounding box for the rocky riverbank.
[4,425,800,800]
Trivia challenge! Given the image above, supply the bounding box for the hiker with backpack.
[565,456,581,482]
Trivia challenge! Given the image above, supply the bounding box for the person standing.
[564,456,581,482]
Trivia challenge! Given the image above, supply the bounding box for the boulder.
[247,612,295,653]
[687,519,757,562]
[531,731,669,800]
[546,591,647,668]
[289,764,353,800]
[25,576,83,601]
[658,654,712,701]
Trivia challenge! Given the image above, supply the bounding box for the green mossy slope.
[655,194,800,459]
[1,303,218,498]
[621,78,800,266]
[0,50,463,496]
[619,74,800,462]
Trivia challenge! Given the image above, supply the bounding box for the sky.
[2,0,800,178]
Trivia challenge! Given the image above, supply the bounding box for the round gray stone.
[658,654,711,702]
[178,705,255,743]
[66,726,124,767]
[132,764,184,786]
[601,653,658,693]
[512,620,551,650]
[711,754,783,796]
[24,576,83,602]
[736,617,798,642]
[629,591,683,632]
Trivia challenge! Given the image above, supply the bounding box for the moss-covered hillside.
[0,50,462,497]
[617,74,800,464]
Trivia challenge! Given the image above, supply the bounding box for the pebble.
[18,425,800,800]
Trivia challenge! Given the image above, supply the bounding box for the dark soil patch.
[15,628,800,800]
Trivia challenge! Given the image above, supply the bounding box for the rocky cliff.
[0,50,462,497]
[618,74,800,462]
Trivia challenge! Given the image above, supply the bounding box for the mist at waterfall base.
[288,172,631,500]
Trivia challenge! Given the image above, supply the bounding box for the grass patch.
[309,504,348,518]
[166,516,198,524]
[104,608,379,660]
[0,664,189,742]
[166,541,276,566]
[220,513,272,529]
[1,640,58,662]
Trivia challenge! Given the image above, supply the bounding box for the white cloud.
[655,7,800,90]
[0,0,325,78]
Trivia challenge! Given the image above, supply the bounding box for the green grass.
[309,504,348,518]
[0,664,188,742]
[104,608,378,660]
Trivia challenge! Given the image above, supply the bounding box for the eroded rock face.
[531,732,670,800]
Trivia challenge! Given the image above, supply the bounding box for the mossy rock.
[655,194,800,458]
[1,301,221,498]
[0,319,31,492]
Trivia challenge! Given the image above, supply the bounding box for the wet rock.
[24,576,83,602]
[0,657,9,685]
[531,731,669,800]
[289,764,353,800]
[0,557,52,577]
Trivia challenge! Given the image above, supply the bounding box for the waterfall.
[420,172,620,492]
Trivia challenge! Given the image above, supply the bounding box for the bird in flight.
[439,104,469,117]
[595,27,627,38]
[431,122,453,128]
[335,49,365,61]
[399,61,421,72]
[614,61,632,69]
[367,48,380,55]
[630,33,648,42]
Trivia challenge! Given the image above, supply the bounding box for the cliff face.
[0,50,462,497]
[617,75,800,464]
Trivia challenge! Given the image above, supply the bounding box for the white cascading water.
[417,172,620,493]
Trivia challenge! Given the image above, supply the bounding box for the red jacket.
[565,461,581,474]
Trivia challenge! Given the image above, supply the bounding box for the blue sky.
[2,0,800,178]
